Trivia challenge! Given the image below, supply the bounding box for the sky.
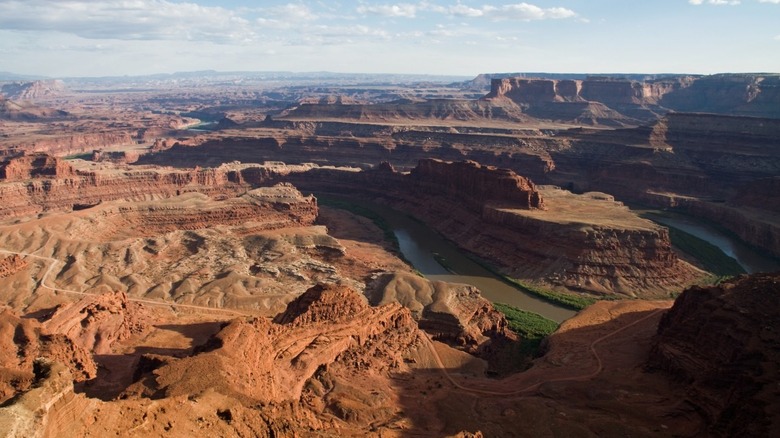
[0,0,778,78]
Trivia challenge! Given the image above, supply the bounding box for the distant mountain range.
[0,71,50,81]
[0,70,472,87]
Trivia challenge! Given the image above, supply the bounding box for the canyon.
[280,159,703,297]
[0,71,778,436]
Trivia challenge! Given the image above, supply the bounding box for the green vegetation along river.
[641,210,780,274]
[320,196,577,323]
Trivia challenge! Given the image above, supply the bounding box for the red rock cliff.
[648,273,780,437]
[409,159,544,210]
[487,76,687,106]
[0,153,75,181]
[0,159,292,220]
[486,78,582,103]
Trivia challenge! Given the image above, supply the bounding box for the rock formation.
[409,159,544,210]
[0,360,77,438]
[1,80,66,101]
[42,291,151,355]
[0,275,747,437]
[0,153,75,181]
[0,157,316,220]
[484,73,780,121]
[123,284,432,426]
[366,272,517,363]
[91,149,140,164]
[659,73,780,118]
[0,290,160,403]
[0,255,27,278]
[484,76,689,124]
[0,96,69,121]
[282,159,702,297]
[648,273,780,437]
[0,308,96,404]
[284,98,529,123]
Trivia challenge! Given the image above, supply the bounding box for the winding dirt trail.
[0,249,253,316]
[423,305,669,396]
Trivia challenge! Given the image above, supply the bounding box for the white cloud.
[495,4,577,20]
[265,4,318,22]
[447,4,485,17]
[0,0,257,43]
[439,2,577,21]
[358,2,577,21]
[284,23,394,46]
[689,0,741,5]
[356,3,418,18]
[256,4,319,29]
[759,0,780,3]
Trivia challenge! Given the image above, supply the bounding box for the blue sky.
[0,0,778,77]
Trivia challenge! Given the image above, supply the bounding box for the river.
[324,198,778,324]
[186,120,219,132]
[640,211,780,274]
[325,198,577,323]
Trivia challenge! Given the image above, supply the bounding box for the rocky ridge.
[409,158,544,210]
[0,96,69,122]
[0,274,748,437]
[1,81,66,101]
[485,73,780,122]
[107,284,440,433]
[284,97,530,123]
[42,291,152,355]
[648,273,780,437]
[0,156,315,220]
[0,309,97,404]
[366,272,517,362]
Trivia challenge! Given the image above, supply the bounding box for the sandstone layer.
[0,156,302,220]
[484,73,780,122]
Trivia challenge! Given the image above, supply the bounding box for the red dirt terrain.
[0,72,777,436]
